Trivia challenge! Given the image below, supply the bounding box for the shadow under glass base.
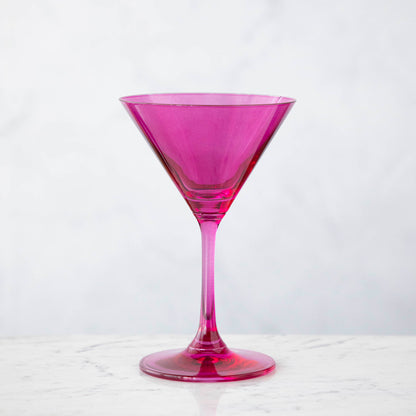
[139,348,276,382]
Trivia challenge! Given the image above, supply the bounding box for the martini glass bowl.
[120,93,295,382]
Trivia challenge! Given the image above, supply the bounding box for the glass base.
[140,348,276,382]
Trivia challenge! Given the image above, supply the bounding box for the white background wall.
[1,0,415,336]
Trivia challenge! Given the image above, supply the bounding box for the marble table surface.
[0,335,415,415]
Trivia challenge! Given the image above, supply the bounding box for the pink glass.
[120,93,295,382]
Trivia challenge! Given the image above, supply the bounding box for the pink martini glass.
[120,93,295,382]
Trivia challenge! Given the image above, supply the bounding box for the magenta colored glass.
[120,93,295,382]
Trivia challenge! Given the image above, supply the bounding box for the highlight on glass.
[120,93,296,382]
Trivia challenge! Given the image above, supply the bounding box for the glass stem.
[187,221,228,354]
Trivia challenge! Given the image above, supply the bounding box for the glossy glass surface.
[120,93,295,382]
[121,93,295,223]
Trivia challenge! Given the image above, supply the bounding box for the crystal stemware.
[120,93,295,382]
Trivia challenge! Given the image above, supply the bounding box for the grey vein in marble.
[0,335,415,415]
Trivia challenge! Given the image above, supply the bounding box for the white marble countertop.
[0,335,415,415]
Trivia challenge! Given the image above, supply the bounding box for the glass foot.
[140,348,275,382]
